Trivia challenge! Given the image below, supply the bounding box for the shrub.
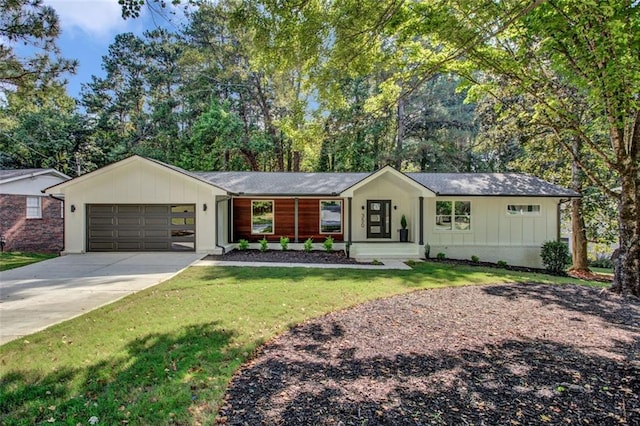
[436,252,446,260]
[280,236,289,251]
[590,253,614,269]
[303,238,313,253]
[400,214,408,230]
[497,260,508,268]
[372,259,383,265]
[237,239,249,251]
[259,237,268,252]
[424,244,431,259]
[323,236,334,252]
[471,255,479,263]
[540,240,570,275]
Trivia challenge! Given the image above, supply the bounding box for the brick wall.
[0,194,64,253]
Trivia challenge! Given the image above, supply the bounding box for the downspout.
[419,196,424,246]
[347,197,352,258]
[47,194,65,255]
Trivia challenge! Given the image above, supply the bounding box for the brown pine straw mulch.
[218,283,640,425]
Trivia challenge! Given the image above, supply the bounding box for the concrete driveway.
[0,252,203,345]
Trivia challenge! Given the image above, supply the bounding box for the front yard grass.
[0,252,57,271]
[0,262,601,425]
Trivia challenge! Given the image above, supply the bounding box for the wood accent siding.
[232,198,344,242]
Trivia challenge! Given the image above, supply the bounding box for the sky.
[44,0,186,99]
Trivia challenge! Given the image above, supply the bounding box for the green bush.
[497,260,508,268]
[436,252,446,260]
[424,244,431,259]
[540,241,569,274]
[323,236,334,252]
[590,253,614,269]
[280,236,289,251]
[259,237,268,252]
[471,255,479,263]
[237,239,249,251]
[303,238,313,253]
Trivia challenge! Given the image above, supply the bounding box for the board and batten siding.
[232,197,344,242]
[57,158,224,253]
[424,197,560,268]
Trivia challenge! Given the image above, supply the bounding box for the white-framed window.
[507,204,541,216]
[435,200,471,231]
[251,200,274,234]
[26,196,42,219]
[320,200,342,234]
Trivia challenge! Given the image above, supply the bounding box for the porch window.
[507,204,540,215]
[26,196,42,219]
[251,200,274,234]
[435,201,471,231]
[320,200,342,234]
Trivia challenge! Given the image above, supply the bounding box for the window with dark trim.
[320,200,342,234]
[435,200,471,231]
[251,200,274,234]
[507,204,540,215]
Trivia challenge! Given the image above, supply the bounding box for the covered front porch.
[340,166,435,258]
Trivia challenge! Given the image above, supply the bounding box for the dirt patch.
[218,284,639,425]
[206,249,366,265]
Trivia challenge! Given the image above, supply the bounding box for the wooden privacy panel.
[232,198,344,242]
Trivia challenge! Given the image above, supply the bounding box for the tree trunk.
[570,198,589,271]
[610,118,640,296]
[570,137,589,271]
[396,97,404,169]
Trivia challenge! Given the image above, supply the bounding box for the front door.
[367,200,391,238]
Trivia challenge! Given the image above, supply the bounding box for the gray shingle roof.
[193,169,578,197]
[0,168,70,184]
[194,171,369,195]
[407,173,579,197]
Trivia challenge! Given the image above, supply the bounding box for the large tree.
[0,0,76,99]
[231,0,639,296]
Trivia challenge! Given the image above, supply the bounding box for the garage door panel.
[87,204,195,252]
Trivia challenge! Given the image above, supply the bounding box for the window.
[435,201,471,231]
[26,196,42,219]
[507,204,540,215]
[251,200,274,234]
[320,200,342,234]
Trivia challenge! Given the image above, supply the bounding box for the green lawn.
[0,262,601,425]
[0,252,58,271]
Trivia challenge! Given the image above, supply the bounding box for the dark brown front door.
[86,204,195,251]
[366,200,391,238]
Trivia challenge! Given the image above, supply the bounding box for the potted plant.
[399,214,409,242]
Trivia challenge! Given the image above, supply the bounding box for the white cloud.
[44,0,140,39]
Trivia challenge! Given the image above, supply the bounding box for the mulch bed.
[218,284,640,425]
[205,249,364,265]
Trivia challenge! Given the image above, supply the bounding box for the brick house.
[0,169,70,253]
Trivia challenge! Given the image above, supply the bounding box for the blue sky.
[45,0,186,99]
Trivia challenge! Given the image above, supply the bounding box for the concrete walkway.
[0,252,203,345]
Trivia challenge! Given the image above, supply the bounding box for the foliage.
[323,236,334,252]
[590,254,614,270]
[540,241,570,275]
[259,237,268,252]
[400,214,408,230]
[497,260,508,268]
[471,255,479,263]
[424,244,431,259]
[237,239,249,251]
[303,238,313,253]
[436,252,446,260]
[0,0,77,99]
[279,236,289,251]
